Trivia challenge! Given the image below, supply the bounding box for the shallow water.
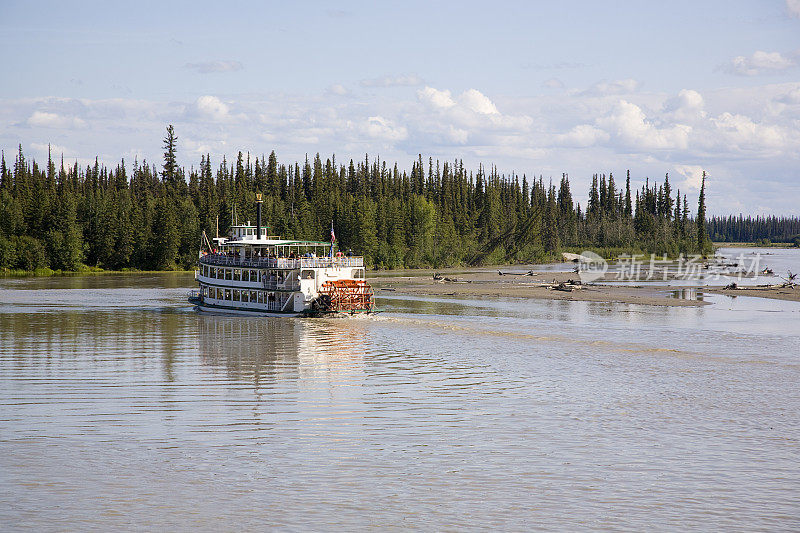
[598,246,800,287]
[1,273,799,531]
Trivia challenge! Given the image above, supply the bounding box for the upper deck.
[200,253,364,270]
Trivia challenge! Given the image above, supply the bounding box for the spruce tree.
[624,170,632,219]
[162,125,178,187]
[696,171,708,254]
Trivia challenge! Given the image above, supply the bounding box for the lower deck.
[190,297,301,317]
[193,286,296,313]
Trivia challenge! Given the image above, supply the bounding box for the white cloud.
[556,124,610,147]
[4,82,800,215]
[581,78,640,96]
[663,89,706,122]
[459,89,499,115]
[362,116,408,142]
[542,78,565,89]
[194,95,229,121]
[417,86,456,109]
[27,111,86,129]
[724,51,796,76]
[184,60,243,74]
[788,0,800,17]
[673,164,705,192]
[776,86,800,104]
[596,100,690,150]
[30,142,71,158]
[327,84,349,96]
[711,112,786,151]
[361,74,422,87]
[446,126,469,144]
[412,87,532,150]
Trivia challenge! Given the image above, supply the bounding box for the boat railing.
[298,257,364,268]
[262,281,300,291]
[200,253,363,269]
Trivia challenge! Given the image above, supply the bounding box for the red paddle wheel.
[316,280,375,313]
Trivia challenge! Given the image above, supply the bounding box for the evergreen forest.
[708,215,800,246]
[3,125,775,274]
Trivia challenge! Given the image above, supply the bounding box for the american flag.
[330,223,336,243]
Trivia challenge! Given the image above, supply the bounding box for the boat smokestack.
[256,193,263,240]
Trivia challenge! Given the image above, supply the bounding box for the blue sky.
[2,0,799,214]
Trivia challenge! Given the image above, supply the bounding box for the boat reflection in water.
[196,315,372,385]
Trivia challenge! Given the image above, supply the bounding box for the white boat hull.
[192,301,301,317]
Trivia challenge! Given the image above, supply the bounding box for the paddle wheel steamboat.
[188,195,374,316]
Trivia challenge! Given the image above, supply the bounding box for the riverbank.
[371,268,709,307]
[0,267,194,277]
[371,259,800,306]
[706,285,800,302]
[713,241,799,249]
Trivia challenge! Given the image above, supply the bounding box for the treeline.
[0,128,711,272]
[708,215,800,245]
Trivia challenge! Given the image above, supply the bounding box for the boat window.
[353,269,364,279]
[301,270,315,280]
[224,289,231,300]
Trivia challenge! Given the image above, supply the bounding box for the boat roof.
[229,223,270,229]
[224,238,331,246]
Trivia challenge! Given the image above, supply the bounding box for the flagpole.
[329,220,335,258]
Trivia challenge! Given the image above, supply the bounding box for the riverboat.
[188,195,374,316]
